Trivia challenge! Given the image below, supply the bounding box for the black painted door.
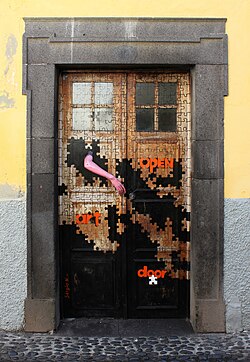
[59,71,191,318]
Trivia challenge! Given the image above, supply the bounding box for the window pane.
[159,83,177,105]
[72,108,92,130]
[94,108,113,131]
[136,109,154,131]
[158,109,176,132]
[136,83,155,105]
[95,83,113,105]
[73,83,91,104]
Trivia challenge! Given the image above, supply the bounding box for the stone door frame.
[23,17,227,332]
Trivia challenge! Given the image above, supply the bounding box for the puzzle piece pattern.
[59,72,191,279]
[149,275,158,285]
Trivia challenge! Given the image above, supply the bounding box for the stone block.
[24,17,226,42]
[26,29,226,66]
[31,174,55,300]
[31,138,54,174]
[191,179,223,299]
[192,140,223,179]
[192,65,225,141]
[26,138,31,174]
[25,298,56,332]
[24,18,75,38]
[27,38,72,64]
[70,39,225,65]
[31,212,56,299]
[194,300,225,332]
[32,174,55,213]
[28,64,56,138]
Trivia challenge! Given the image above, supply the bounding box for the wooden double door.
[59,71,191,318]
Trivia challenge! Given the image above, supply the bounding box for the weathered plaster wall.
[0,198,26,330]
[224,199,250,332]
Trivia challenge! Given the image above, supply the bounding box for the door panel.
[71,252,116,310]
[59,72,126,317]
[125,73,191,317]
[59,71,191,318]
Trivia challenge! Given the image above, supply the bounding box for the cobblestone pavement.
[0,332,249,361]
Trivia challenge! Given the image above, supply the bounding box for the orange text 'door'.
[137,266,167,278]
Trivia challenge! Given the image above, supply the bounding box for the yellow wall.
[0,0,249,198]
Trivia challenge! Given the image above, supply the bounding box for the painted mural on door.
[59,71,191,318]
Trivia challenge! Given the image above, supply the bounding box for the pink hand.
[110,176,126,196]
[84,152,126,195]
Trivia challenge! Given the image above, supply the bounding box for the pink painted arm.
[84,152,126,195]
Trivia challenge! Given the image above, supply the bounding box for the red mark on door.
[64,273,70,299]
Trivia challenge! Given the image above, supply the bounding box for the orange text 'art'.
[76,212,101,226]
[139,158,174,173]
